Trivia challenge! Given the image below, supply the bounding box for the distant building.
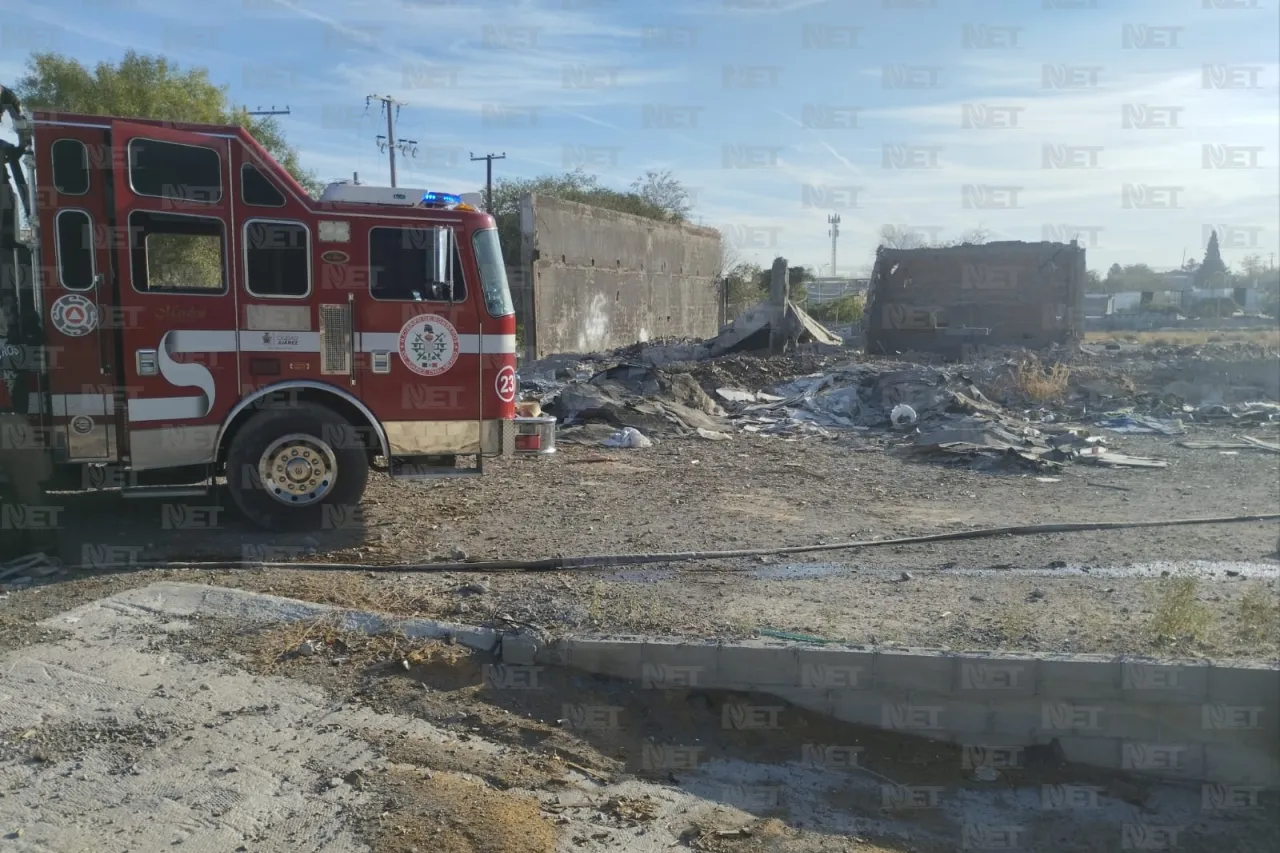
[1084,293,1114,317]
[806,277,869,304]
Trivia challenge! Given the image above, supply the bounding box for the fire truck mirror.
[434,225,452,294]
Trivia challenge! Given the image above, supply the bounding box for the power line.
[366,94,415,187]
[469,152,506,213]
[243,105,291,116]
[828,214,841,277]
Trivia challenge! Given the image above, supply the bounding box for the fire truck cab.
[0,97,518,536]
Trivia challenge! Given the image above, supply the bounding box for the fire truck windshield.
[472,228,514,318]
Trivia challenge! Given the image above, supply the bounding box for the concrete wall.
[507,634,1280,786]
[518,194,722,359]
[864,241,1086,358]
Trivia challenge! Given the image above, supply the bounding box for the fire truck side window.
[244,220,309,298]
[241,163,286,207]
[51,140,89,196]
[55,210,95,290]
[368,226,466,302]
[127,138,223,204]
[129,211,226,294]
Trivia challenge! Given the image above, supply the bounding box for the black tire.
[225,403,369,532]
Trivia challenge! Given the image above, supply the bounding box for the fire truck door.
[37,128,119,464]
[108,121,240,471]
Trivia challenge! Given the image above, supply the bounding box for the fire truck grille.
[318,304,353,375]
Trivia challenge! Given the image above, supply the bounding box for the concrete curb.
[40,582,502,654]
[522,634,1280,787]
[41,584,1277,786]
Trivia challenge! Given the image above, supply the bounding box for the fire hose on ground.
[58,512,1280,573]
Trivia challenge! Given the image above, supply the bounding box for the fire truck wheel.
[225,403,369,531]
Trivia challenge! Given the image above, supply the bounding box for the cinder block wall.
[519,194,722,358]
[522,636,1280,786]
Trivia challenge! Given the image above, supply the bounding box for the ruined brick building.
[863,240,1086,359]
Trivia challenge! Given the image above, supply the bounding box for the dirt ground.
[3,423,1278,661]
[136,611,1280,852]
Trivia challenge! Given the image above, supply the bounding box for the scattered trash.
[1095,412,1185,435]
[296,640,320,657]
[0,552,64,590]
[974,766,1001,782]
[1179,436,1280,455]
[601,427,653,448]
[890,404,918,427]
[695,427,731,441]
[715,388,784,405]
[1077,446,1169,469]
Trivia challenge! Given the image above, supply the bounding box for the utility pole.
[470,152,506,213]
[828,214,841,277]
[367,94,405,187]
[245,107,290,117]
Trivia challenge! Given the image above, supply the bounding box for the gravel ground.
[4,422,1278,661]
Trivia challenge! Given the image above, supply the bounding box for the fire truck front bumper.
[382,419,517,458]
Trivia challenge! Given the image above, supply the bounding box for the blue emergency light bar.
[421,191,461,207]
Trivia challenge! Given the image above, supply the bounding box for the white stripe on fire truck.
[356,333,516,354]
[168,330,238,353]
[147,331,513,355]
[128,396,207,422]
[51,393,114,417]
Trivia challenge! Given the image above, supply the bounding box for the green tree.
[1236,253,1266,280]
[629,169,690,222]
[753,265,811,302]
[722,260,763,320]
[487,168,694,264]
[14,51,319,195]
[807,293,863,326]
[1196,230,1229,287]
[1106,262,1123,281]
[1085,269,1103,292]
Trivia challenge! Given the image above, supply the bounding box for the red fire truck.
[0,90,518,540]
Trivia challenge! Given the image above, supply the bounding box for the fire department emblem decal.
[50,293,99,337]
[398,313,459,377]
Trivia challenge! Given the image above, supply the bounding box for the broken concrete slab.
[706,300,841,358]
[54,582,502,653]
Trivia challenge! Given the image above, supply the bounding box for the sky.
[1,0,1278,276]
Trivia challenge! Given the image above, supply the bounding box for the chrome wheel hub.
[258,434,338,506]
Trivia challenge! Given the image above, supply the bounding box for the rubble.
[703,299,842,357]
[516,314,1276,467]
[542,363,730,439]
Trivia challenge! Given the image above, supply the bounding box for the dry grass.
[1012,356,1071,402]
[209,571,448,620]
[240,618,464,676]
[1234,585,1280,646]
[1085,328,1280,348]
[1148,577,1213,648]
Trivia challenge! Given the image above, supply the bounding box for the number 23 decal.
[495,366,516,402]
